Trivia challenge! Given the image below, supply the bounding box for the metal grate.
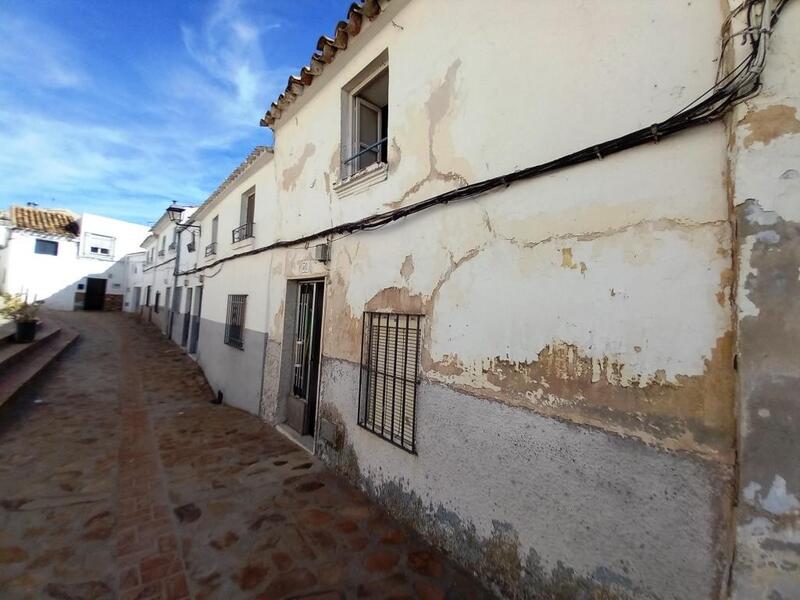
[358,312,421,454]
[232,222,254,243]
[224,294,246,349]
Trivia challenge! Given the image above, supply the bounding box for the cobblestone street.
[0,312,488,600]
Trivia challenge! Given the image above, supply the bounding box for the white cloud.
[0,0,292,222]
[0,13,86,89]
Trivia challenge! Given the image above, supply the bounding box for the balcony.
[168,241,176,251]
[158,250,165,257]
[204,242,217,257]
[232,222,254,244]
[186,241,196,253]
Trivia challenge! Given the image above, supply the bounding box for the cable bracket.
[594,146,603,160]
[650,124,661,143]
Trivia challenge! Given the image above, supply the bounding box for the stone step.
[0,322,79,409]
[0,321,62,378]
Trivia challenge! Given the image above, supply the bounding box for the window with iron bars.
[358,312,421,454]
[224,294,247,349]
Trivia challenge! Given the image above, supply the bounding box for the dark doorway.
[181,288,193,347]
[83,277,106,310]
[288,280,324,436]
[189,286,203,354]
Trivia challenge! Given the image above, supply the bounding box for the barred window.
[224,294,246,349]
[358,312,421,453]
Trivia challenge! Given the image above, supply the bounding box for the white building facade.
[135,2,800,598]
[0,206,149,311]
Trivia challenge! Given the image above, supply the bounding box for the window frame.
[340,57,389,180]
[224,294,247,350]
[34,239,59,256]
[357,311,421,454]
[84,232,115,259]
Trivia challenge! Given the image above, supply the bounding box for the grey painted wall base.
[195,317,265,415]
[733,200,800,599]
[317,357,732,599]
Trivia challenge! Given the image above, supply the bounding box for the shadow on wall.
[36,258,129,311]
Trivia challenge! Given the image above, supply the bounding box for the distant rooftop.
[8,205,79,238]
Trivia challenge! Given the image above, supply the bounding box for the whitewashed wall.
[156,1,787,597]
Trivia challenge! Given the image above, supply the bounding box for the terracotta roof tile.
[259,0,387,128]
[10,206,79,238]
[191,146,272,219]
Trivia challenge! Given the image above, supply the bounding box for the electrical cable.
[178,0,788,278]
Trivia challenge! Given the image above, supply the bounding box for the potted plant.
[0,292,40,343]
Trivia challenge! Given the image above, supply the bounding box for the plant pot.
[15,320,36,343]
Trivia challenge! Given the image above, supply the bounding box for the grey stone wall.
[316,357,731,599]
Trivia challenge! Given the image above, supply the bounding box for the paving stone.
[0,313,491,600]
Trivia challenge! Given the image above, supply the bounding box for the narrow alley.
[0,312,489,599]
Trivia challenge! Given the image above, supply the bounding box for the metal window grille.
[358,312,421,454]
[232,222,254,243]
[224,294,246,349]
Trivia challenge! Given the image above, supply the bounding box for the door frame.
[83,277,107,310]
[278,276,327,444]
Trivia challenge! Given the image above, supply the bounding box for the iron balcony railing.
[158,249,165,257]
[232,222,254,243]
[343,137,388,167]
[204,242,217,257]
[186,241,196,252]
[168,241,176,251]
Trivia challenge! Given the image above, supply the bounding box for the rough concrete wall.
[318,357,730,599]
[730,2,800,597]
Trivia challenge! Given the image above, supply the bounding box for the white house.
[0,205,149,311]
[132,205,199,342]
[134,1,800,598]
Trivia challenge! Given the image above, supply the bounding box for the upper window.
[240,190,255,226]
[233,190,255,243]
[343,64,388,179]
[34,239,58,256]
[358,312,421,454]
[224,294,247,349]
[85,233,115,258]
[206,216,219,257]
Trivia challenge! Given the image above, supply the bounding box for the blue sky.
[0,0,349,224]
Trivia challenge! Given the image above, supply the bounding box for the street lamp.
[166,204,185,223]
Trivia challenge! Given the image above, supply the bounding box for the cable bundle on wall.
[181,0,791,276]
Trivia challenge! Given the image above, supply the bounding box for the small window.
[225,295,247,349]
[85,233,115,258]
[343,66,388,177]
[358,312,421,453]
[34,239,58,256]
[240,190,255,226]
[233,192,255,243]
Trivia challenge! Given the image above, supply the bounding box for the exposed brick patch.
[114,336,190,600]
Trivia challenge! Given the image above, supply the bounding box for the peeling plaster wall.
[729,2,800,598]
[137,0,776,596]
[260,1,742,597]
[320,358,731,599]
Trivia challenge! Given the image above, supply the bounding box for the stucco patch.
[400,254,414,281]
[281,143,316,191]
[740,105,800,148]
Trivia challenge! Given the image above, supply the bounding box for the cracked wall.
[256,0,751,597]
[729,2,800,597]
